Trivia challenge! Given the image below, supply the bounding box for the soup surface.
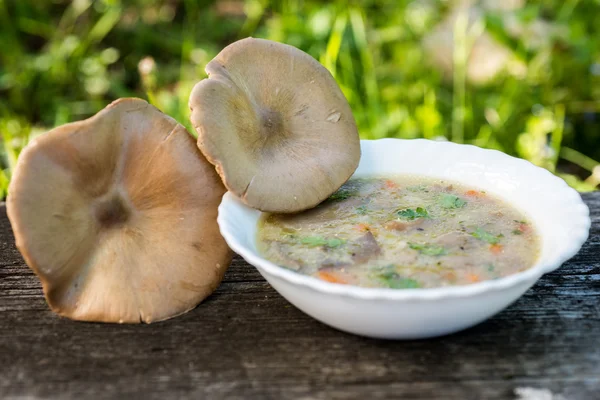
[257,176,540,288]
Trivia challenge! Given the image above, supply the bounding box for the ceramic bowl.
[217,139,590,339]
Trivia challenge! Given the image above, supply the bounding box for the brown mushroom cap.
[7,98,232,323]
[189,37,361,213]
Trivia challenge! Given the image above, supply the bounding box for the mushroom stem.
[94,192,131,229]
[259,108,285,138]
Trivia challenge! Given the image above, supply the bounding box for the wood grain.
[1,194,599,400]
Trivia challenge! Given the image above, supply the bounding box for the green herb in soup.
[257,176,540,288]
[398,207,430,220]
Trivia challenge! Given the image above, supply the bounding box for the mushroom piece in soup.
[257,176,540,289]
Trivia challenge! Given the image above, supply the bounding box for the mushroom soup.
[257,176,540,288]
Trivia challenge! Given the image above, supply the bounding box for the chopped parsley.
[377,269,421,289]
[408,242,447,256]
[440,194,467,209]
[407,185,428,192]
[471,228,503,244]
[355,205,368,215]
[328,189,356,201]
[512,229,523,235]
[300,236,345,248]
[398,207,430,220]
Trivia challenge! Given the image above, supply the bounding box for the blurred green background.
[1,0,600,199]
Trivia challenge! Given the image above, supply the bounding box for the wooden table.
[1,196,599,400]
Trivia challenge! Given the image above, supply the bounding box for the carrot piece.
[384,179,398,189]
[466,273,481,283]
[490,244,504,254]
[443,271,457,282]
[384,221,407,231]
[355,223,370,232]
[518,223,530,233]
[465,190,483,197]
[317,271,348,284]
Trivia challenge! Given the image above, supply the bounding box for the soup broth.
[257,176,540,289]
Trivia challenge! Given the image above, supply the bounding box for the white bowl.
[217,139,590,339]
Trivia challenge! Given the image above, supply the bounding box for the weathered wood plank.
[1,194,599,400]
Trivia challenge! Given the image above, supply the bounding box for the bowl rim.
[218,138,591,301]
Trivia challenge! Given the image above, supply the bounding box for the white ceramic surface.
[217,139,590,339]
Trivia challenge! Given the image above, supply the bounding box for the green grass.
[1,0,600,199]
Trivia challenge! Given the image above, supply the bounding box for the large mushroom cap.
[7,98,232,323]
[189,38,361,213]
